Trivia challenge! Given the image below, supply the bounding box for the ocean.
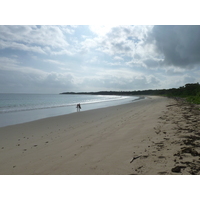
[0,93,140,127]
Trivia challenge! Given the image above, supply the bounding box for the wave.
[0,95,135,113]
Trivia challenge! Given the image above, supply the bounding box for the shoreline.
[1,96,200,174]
[0,94,140,128]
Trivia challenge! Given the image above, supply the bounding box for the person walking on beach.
[76,103,81,112]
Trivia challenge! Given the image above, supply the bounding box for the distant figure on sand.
[76,103,81,112]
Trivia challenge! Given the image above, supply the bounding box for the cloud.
[79,38,98,54]
[80,74,161,91]
[0,55,77,93]
[43,59,65,66]
[61,25,77,34]
[0,25,73,55]
[85,25,158,72]
[0,65,77,93]
[183,75,196,84]
[87,26,140,56]
[113,56,124,61]
[50,49,74,56]
[96,26,137,56]
[104,61,122,66]
[0,58,47,78]
[165,66,186,76]
[1,25,200,93]
[42,72,76,92]
[0,40,46,54]
[0,56,20,67]
[143,58,162,68]
[89,25,117,36]
[126,59,145,68]
[87,56,98,63]
[149,25,200,68]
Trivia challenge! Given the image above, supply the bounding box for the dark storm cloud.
[150,25,200,68]
[143,59,160,68]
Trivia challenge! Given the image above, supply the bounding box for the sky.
[1,25,200,94]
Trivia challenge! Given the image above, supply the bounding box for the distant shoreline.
[0,94,139,128]
[60,91,136,95]
[60,83,200,105]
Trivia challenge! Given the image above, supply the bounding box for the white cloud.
[0,61,46,76]
[0,56,20,67]
[79,73,161,91]
[83,25,155,64]
[60,25,77,34]
[79,38,98,54]
[87,56,98,63]
[43,59,65,66]
[0,25,72,55]
[113,56,124,61]
[0,40,47,54]
[125,59,145,68]
[89,25,117,36]
[0,60,77,93]
[51,49,74,56]
[104,61,122,66]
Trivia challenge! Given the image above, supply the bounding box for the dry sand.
[0,96,200,175]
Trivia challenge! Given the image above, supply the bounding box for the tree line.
[61,83,200,104]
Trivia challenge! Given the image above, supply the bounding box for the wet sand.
[0,96,199,175]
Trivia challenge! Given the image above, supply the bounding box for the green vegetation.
[163,83,200,104]
[61,82,200,105]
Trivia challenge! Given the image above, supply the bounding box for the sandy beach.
[0,96,200,175]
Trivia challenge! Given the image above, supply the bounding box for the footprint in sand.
[158,156,166,159]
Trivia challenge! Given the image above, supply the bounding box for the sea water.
[0,93,140,127]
